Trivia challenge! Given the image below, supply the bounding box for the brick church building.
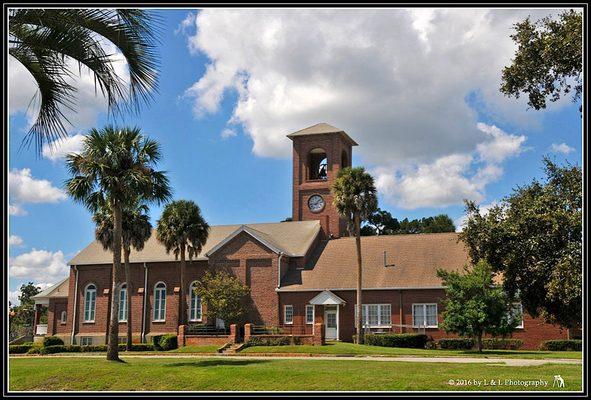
[32,123,568,349]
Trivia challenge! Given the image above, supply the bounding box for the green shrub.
[40,345,67,354]
[27,347,41,354]
[482,338,523,350]
[43,336,64,347]
[438,338,474,350]
[364,333,429,349]
[539,340,582,351]
[159,334,178,351]
[9,344,34,354]
[128,343,154,351]
[152,335,164,351]
[246,336,292,346]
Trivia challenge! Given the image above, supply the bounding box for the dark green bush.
[159,334,178,351]
[539,340,582,351]
[364,333,429,349]
[43,336,64,347]
[36,343,154,355]
[438,338,474,350]
[482,338,523,350]
[27,347,41,354]
[9,344,34,354]
[246,336,292,346]
[152,335,164,351]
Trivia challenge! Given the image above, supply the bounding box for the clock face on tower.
[308,194,325,213]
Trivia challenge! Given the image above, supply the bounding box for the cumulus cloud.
[374,122,525,209]
[550,142,575,155]
[9,249,69,283]
[221,128,237,139]
[9,282,55,306]
[180,9,569,208]
[454,201,499,232]
[9,168,67,215]
[9,235,24,247]
[42,133,86,161]
[9,43,130,136]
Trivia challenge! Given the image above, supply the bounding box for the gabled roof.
[279,233,470,291]
[309,290,346,305]
[205,225,293,257]
[32,277,69,303]
[68,220,321,265]
[287,123,358,146]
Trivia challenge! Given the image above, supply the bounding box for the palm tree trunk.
[124,246,133,351]
[107,202,123,361]
[354,212,363,345]
[179,244,186,327]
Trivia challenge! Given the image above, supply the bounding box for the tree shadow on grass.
[164,359,270,368]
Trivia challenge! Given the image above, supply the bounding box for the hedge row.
[43,336,64,347]
[35,343,155,354]
[539,340,582,351]
[363,334,429,349]
[9,344,35,354]
[438,338,474,350]
[152,334,178,351]
[246,336,298,346]
[437,338,523,350]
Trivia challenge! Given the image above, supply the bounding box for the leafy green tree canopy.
[501,9,582,110]
[437,260,520,352]
[459,158,582,329]
[194,271,250,325]
[361,210,455,236]
[10,282,42,327]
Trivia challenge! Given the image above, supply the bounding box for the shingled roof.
[68,220,321,265]
[287,123,358,146]
[279,232,470,291]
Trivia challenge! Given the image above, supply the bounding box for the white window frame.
[83,283,96,323]
[305,305,315,325]
[60,310,67,324]
[412,303,438,328]
[80,337,93,346]
[118,284,128,322]
[189,281,202,322]
[153,281,167,322]
[355,304,392,328]
[510,303,524,329]
[284,305,294,325]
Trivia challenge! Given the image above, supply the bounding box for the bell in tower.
[287,123,358,238]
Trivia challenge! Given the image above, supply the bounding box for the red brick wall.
[291,133,352,238]
[279,289,568,349]
[48,298,68,335]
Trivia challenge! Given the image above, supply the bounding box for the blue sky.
[8,8,581,303]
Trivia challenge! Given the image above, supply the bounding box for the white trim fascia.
[276,286,445,292]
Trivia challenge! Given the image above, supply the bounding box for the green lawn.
[241,342,582,360]
[9,356,581,391]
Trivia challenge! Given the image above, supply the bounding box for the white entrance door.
[324,306,338,340]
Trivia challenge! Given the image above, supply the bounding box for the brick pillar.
[313,323,325,346]
[178,325,186,347]
[33,304,41,334]
[229,324,238,344]
[244,323,252,343]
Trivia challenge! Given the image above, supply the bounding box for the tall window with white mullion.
[153,282,166,321]
[118,284,127,322]
[84,284,96,322]
[189,282,202,322]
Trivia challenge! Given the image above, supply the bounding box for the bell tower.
[288,123,358,238]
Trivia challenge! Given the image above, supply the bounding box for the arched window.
[83,284,96,322]
[118,284,127,322]
[189,281,202,322]
[60,310,67,324]
[153,282,166,322]
[309,148,328,180]
[341,150,349,168]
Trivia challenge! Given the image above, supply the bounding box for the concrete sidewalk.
[11,353,582,367]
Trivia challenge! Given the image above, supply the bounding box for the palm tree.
[9,9,160,151]
[332,167,378,344]
[93,198,152,351]
[65,126,171,361]
[156,200,209,327]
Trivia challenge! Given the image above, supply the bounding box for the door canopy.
[309,290,345,305]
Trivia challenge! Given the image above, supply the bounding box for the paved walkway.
[12,353,582,367]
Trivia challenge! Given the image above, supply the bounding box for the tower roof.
[287,123,358,145]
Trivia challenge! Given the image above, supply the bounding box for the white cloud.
[9,204,27,216]
[550,142,575,155]
[9,249,69,283]
[175,12,196,36]
[9,168,67,215]
[221,128,237,139]
[9,282,55,306]
[374,122,526,209]
[9,43,130,136]
[9,235,24,247]
[42,133,86,161]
